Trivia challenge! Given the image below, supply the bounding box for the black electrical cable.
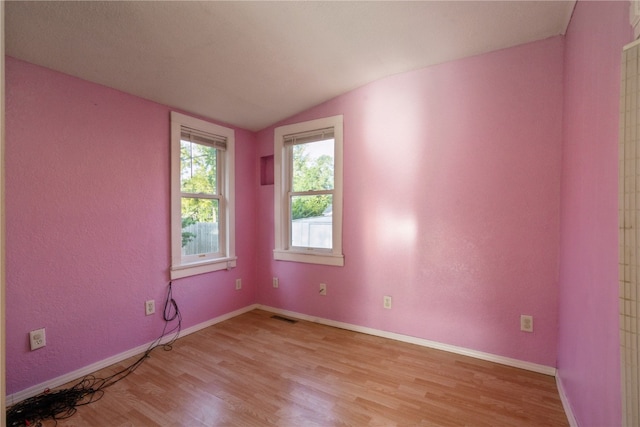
[6,282,182,427]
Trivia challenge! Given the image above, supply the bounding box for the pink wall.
[4,57,257,394]
[557,1,632,426]
[257,37,564,367]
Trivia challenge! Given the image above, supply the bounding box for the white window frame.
[170,111,236,279]
[632,0,640,40]
[274,115,344,266]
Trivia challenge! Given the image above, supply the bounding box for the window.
[170,112,235,279]
[274,115,344,266]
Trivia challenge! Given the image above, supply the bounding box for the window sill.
[273,250,344,267]
[170,257,237,280]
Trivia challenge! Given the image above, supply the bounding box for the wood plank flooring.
[38,309,568,426]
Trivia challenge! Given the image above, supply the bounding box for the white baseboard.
[6,304,259,406]
[8,302,557,408]
[257,304,557,376]
[556,374,579,427]
[177,304,259,337]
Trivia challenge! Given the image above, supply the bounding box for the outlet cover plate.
[29,328,46,351]
[145,300,155,316]
[383,296,392,309]
[520,315,533,332]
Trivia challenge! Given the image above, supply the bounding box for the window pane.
[292,139,334,192]
[181,197,219,256]
[291,195,332,249]
[180,140,217,194]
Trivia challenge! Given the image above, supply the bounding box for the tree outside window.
[180,140,220,255]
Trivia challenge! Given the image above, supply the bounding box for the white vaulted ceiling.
[5,1,575,131]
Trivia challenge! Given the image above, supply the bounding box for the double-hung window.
[274,115,344,266]
[170,112,235,279]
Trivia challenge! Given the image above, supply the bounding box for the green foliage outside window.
[181,217,196,247]
[292,143,334,220]
[180,141,218,249]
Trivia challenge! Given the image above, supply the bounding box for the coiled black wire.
[7,282,182,427]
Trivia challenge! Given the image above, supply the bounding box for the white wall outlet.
[319,283,327,296]
[383,296,392,309]
[273,277,279,288]
[29,328,46,351]
[520,315,533,332]
[145,300,155,316]
[235,278,242,290]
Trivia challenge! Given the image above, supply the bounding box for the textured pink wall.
[557,1,631,426]
[257,37,564,366]
[5,57,257,394]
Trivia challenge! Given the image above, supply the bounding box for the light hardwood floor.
[41,309,568,426]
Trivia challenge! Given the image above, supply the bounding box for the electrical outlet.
[273,277,279,288]
[520,315,533,332]
[29,328,46,351]
[145,300,155,316]
[319,283,327,296]
[383,296,392,309]
[235,278,242,290]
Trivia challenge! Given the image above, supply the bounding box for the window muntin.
[289,137,335,250]
[274,115,344,266]
[171,112,235,279]
[179,139,223,261]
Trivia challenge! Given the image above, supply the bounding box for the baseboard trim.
[6,304,259,406]
[8,302,557,407]
[257,304,557,376]
[556,374,579,427]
